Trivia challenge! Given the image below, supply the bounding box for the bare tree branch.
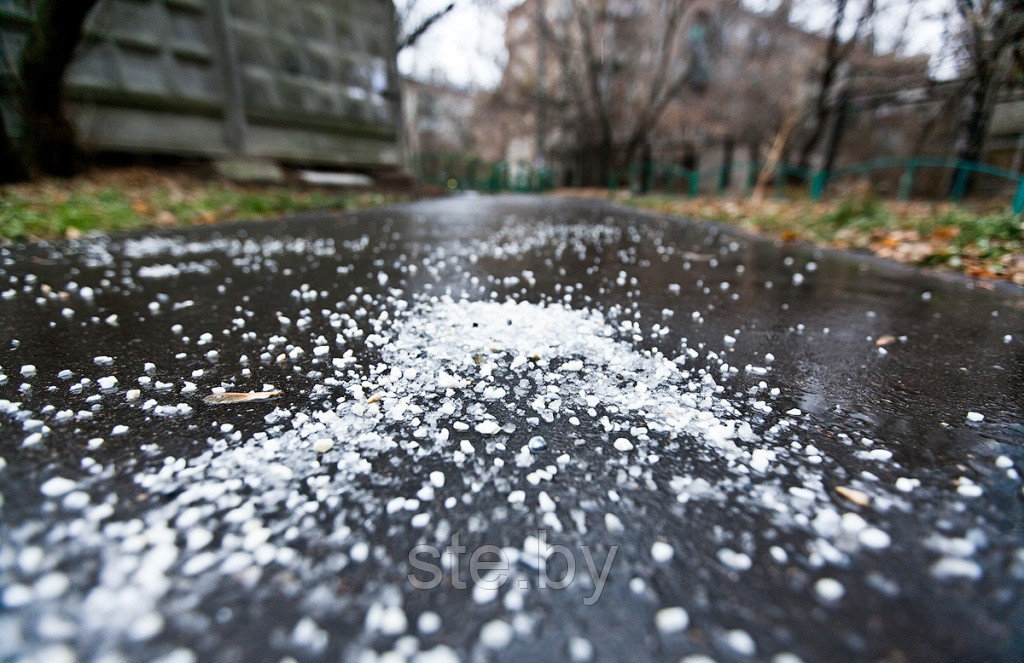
[398,2,455,51]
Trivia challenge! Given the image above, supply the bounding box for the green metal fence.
[610,161,809,199]
[609,158,1024,214]
[419,152,1024,214]
[813,157,1024,214]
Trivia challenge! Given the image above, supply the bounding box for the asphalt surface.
[1,195,1023,663]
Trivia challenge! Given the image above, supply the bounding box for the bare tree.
[950,0,1024,166]
[531,0,715,185]
[795,0,878,170]
[395,0,456,51]
[694,4,813,185]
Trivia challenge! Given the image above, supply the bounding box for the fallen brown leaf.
[203,390,281,404]
[155,211,177,227]
[835,485,870,507]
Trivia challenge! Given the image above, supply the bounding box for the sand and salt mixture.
[0,207,1021,662]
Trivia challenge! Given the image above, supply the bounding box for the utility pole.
[534,0,547,170]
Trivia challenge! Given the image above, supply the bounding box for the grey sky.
[398,0,955,89]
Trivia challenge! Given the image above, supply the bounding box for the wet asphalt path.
[0,195,1023,663]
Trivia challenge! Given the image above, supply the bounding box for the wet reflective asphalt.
[0,195,1022,663]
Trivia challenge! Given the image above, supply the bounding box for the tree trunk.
[957,72,995,165]
[638,143,653,194]
[746,140,761,190]
[821,89,850,173]
[0,113,28,183]
[797,73,838,170]
[951,63,999,197]
[797,0,851,170]
[596,139,613,189]
[719,136,735,192]
[20,0,98,177]
[752,111,798,202]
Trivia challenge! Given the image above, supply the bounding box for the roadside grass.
[0,168,410,241]
[591,191,1024,284]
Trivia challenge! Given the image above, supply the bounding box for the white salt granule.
[654,606,689,634]
[717,549,752,571]
[725,629,756,655]
[479,620,513,649]
[651,541,674,563]
[814,577,844,602]
[474,420,501,435]
[931,557,982,580]
[40,477,77,497]
[568,636,593,661]
[418,611,441,634]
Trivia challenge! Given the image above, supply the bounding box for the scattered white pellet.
[479,619,513,649]
[866,449,892,461]
[654,606,689,634]
[749,448,771,472]
[651,541,674,563]
[814,577,845,602]
[604,513,624,533]
[725,629,756,655]
[894,477,920,492]
[568,636,593,661]
[377,605,407,635]
[931,557,982,580]
[858,527,891,549]
[474,420,501,435]
[957,479,983,498]
[40,477,77,497]
[418,611,441,635]
[717,548,752,571]
[538,491,556,512]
